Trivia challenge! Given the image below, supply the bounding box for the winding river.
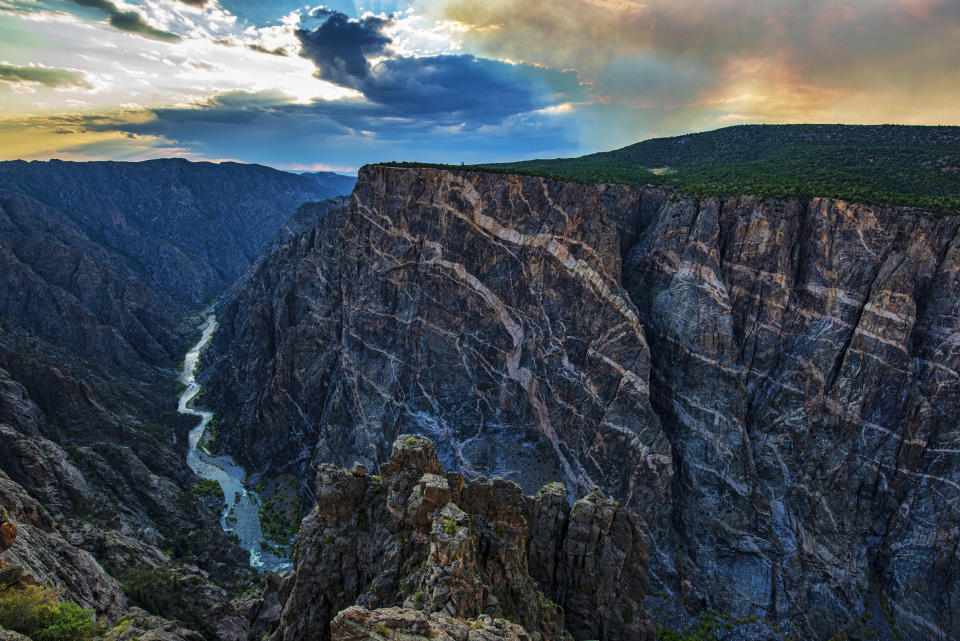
[178,312,291,572]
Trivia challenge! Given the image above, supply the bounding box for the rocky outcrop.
[0,159,355,302]
[524,485,652,641]
[331,606,536,641]
[257,435,654,641]
[106,608,206,641]
[207,165,960,640]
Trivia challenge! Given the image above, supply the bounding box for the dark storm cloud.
[293,8,583,122]
[67,0,181,42]
[0,63,92,88]
[296,9,391,85]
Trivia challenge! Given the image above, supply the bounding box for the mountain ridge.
[0,158,356,302]
[389,124,960,216]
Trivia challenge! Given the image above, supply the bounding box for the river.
[178,311,291,572]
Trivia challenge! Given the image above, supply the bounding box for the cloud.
[18,88,578,168]
[0,108,190,161]
[247,44,289,56]
[296,9,392,85]
[294,8,584,121]
[422,0,960,143]
[8,0,957,169]
[67,0,181,41]
[0,62,92,89]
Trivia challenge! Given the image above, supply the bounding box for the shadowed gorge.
[0,160,354,640]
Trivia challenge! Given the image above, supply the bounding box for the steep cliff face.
[205,199,350,494]
[0,159,355,302]
[206,168,672,509]
[206,165,960,640]
[624,195,960,639]
[247,434,654,641]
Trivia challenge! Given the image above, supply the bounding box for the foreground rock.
[332,606,534,641]
[253,435,654,641]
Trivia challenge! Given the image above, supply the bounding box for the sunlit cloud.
[418,0,960,148]
[0,107,192,160]
[0,61,93,90]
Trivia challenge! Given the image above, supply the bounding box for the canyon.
[0,160,353,640]
[1,157,958,641]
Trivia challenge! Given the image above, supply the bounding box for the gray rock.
[204,165,960,640]
[264,434,653,641]
[331,605,536,641]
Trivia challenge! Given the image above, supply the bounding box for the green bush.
[192,478,224,499]
[258,491,301,545]
[443,519,459,535]
[0,585,98,641]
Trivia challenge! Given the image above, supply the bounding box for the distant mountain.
[0,159,356,302]
[486,124,960,215]
[298,171,357,196]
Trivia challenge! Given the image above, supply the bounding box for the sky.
[0,0,958,171]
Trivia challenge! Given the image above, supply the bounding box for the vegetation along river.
[178,311,291,571]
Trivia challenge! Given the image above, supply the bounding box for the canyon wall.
[206,165,960,640]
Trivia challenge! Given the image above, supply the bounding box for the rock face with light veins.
[623,194,960,640]
[207,169,673,512]
[206,166,960,640]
